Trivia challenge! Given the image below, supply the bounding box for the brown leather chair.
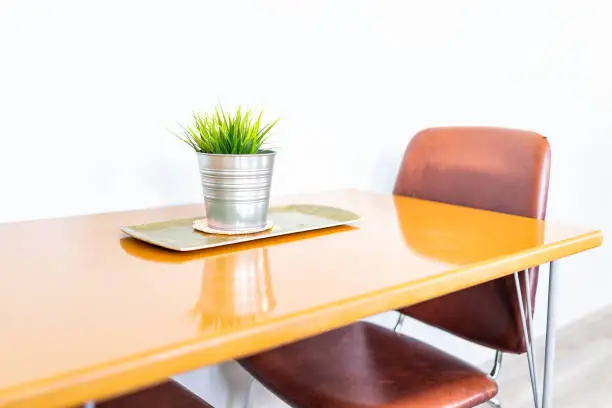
[94,380,212,408]
[239,127,551,408]
[394,127,550,354]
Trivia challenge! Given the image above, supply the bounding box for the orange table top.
[0,190,603,408]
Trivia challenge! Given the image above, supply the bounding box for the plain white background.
[1,1,609,406]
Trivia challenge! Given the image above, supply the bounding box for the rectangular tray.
[121,204,361,251]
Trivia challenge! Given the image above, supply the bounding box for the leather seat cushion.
[97,380,212,408]
[240,322,497,408]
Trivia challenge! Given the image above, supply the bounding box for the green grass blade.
[172,105,279,154]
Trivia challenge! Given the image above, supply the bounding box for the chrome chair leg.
[487,351,504,407]
[243,377,255,408]
[487,398,502,408]
[524,269,540,407]
[524,268,538,371]
[542,261,559,408]
[514,272,539,408]
[489,350,503,380]
[523,270,536,338]
[393,313,406,333]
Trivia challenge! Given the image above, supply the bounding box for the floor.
[479,305,612,407]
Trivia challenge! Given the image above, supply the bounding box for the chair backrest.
[394,127,551,353]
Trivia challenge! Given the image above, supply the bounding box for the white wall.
[1,1,610,406]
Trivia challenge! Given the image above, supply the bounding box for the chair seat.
[97,380,212,408]
[240,322,497,408]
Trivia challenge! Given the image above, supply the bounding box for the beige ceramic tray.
[121,204,361,251]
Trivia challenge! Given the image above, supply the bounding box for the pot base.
[193,219,274,235]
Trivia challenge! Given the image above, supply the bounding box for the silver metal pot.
[197,150,276,231]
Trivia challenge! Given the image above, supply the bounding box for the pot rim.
[196,149,276,157]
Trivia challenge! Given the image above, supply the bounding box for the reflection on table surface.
[194,248,275,331]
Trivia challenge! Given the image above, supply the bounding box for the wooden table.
[0,190,602,408]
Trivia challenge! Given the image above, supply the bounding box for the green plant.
[175,105,279,154]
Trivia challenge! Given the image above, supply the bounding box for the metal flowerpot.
[197,150,276,231]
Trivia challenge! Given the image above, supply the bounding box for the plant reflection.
[193,248,275,333]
